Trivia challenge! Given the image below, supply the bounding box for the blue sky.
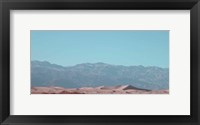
[31,30,169,68]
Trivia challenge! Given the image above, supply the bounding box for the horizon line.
[31,60,169,69]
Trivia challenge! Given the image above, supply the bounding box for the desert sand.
[31,85,169,94]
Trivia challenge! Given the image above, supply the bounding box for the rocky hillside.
[31,61,169,90]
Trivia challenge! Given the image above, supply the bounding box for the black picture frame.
[0,0,199,125]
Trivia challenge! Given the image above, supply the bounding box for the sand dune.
[31,85,169,94]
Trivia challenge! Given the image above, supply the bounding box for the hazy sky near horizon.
[31,30,169,68]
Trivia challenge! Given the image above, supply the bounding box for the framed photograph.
[0,0,199,124]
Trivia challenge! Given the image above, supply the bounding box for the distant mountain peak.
[31,60,64,70]
[95,62,109,65]
[74,62,110,67]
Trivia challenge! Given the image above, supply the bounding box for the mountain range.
[31,60,169,90]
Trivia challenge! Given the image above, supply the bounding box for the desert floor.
[31,85,169,94]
